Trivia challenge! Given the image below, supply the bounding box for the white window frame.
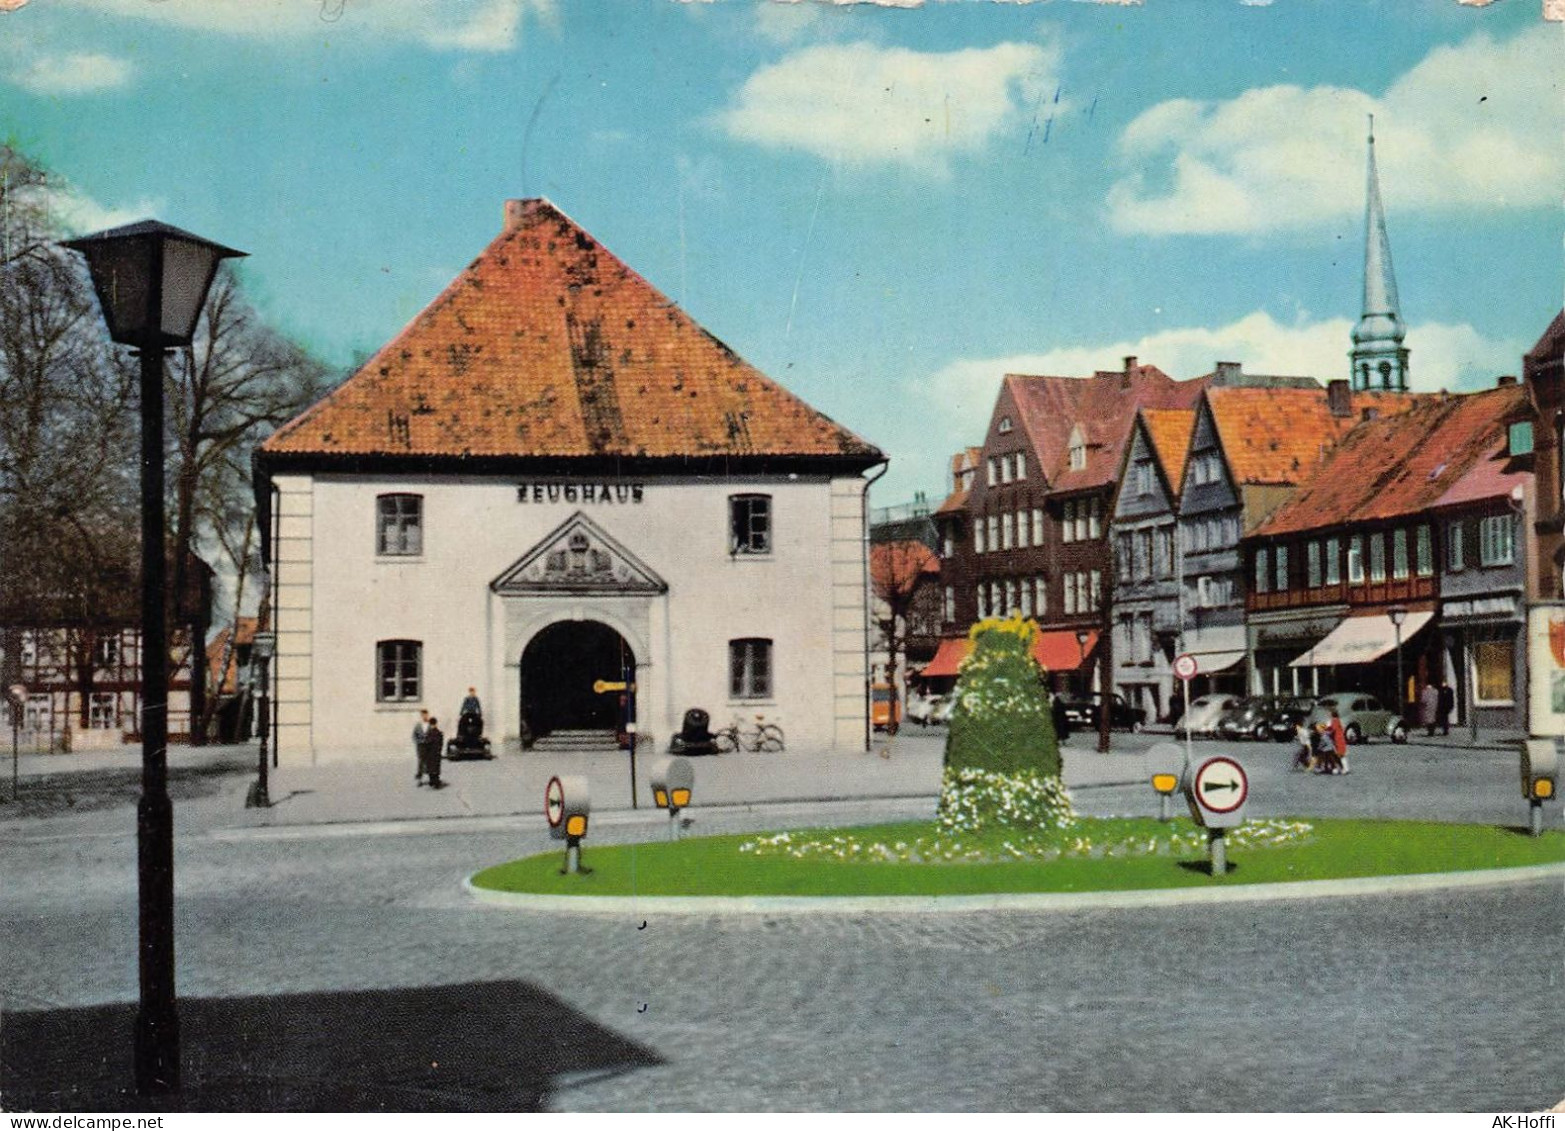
[1416,525,1434,578]
[1479,514,1514,567]
[1347,535,1364,584]
[1326,536,1341,585]
[1254,548,1270,594]
[377,639,422,703]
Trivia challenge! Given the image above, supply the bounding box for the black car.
[1215,696,1275,741]
[1264,696,1318,742]
[1059,692,1147,732]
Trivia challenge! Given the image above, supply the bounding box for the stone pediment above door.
[491,511,668,596]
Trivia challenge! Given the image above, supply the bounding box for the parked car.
[905,690,948,726]
[1307,693,1408,744]
[1175,694,1242,738]
[930,691,957,725]
[1264,696,1318,742]
[1059,692,1147,732]
[871,684,901,731]
[1215,696,1276,741]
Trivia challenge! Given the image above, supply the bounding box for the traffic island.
[467,816,1565,904]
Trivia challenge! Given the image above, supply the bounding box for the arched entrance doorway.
[520,620,634,741]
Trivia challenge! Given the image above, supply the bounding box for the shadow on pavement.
[1,980,661,1112]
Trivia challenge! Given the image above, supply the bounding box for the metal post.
[1208,828,1227,876]
[134,336,179,1096]
[668,811,679,841]
[1531,800,1544,838]
[1159,792,1171,822]
[247,654,270,808]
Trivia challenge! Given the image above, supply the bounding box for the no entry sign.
[1172,653,1199,681]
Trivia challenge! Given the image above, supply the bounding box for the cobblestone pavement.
[2,795,1561,1112]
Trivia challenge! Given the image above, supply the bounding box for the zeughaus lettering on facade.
[517,482,645,504]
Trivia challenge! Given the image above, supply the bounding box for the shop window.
[376,494,423,556]
[1473,640,1514,705]
[377,639,421,702]
[729,638,773,700]
[1479,515,1514,566]
[729,494,772,555]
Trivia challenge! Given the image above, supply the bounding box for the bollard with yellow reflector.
[1519,739,1558,838]
[1145,742,1185,822]
[545,774,592,873]
[649,756,695,840]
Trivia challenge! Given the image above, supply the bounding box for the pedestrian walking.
[1419,682,1440,737]
[1292,719,1315,771]
[1327,708,1350,774]
[1437,680,1455,736]
[412,708,430,785]
[1051,693,1070,742]
[422,717,444,789]
[1312,723,1339,775]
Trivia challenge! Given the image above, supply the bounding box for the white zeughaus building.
[254,199,885,764]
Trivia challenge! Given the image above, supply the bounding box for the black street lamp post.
[63,221,244,1097]
[1388,604,1408,723]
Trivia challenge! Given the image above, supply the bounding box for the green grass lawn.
[470,817,1565,898]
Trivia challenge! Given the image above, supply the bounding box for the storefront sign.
[517,482,644,504]
[1441,595,1519,620]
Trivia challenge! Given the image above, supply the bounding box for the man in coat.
[413,708,430,785]
[422,717,444,789]
[1437,680,1455,736]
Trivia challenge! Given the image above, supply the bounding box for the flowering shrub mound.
[945,616,1060,778]
[936,767,1076,836]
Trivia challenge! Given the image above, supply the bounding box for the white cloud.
[54,0,553,52]
[919,311,1523,447]
[753,1,824,45]
[10,179,161,236]
[1108,25,1562,234]
[716,39,1057,175]
[11,51,132,94]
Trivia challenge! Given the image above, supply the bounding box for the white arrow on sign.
[1192,756,1248,814]
[545,776,565,827]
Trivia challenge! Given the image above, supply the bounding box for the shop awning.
[1035,629,1098,672]
[916,628,1101,678]
[1289,610,1433,668]
[918,637,970,679]
[1181,625,1247,673]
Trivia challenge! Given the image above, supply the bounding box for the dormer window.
[1508,421,1534,456]
[1067,426,1087,472]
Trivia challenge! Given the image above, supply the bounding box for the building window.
[94,636,120,669]
[1031,508,1044,546]
[1001,511,1014,551]
[1088,569,1102,611]
[1005,579,1018,615]
[1473,640,1514,704]
[1015,452,1026,480]
[1392,528,1410,580]
[1001,455,1013,484]
[987,515,999,553]
[729,494,772,554]
[1325,537,1341,585]
[1156,527,1173,578]
[987,459,997,487]
[1416,525,1433,577]
[1034,576,1047,615]
[1479,515,1514,566]
[1117,534,1134,581]
[1137,530,1153,579]
[1134,462,1153,497]
[376,494,423,556]
[1275,545,1289,592]
[1369,533,1386,583]
[1088,498,1101,539]
[89,692,116,730]
[942,529,954,558]
[1508,420,1534,456]
[1447,521,1464,571]
[1020,580,1033,616]
[729,638,773,699]
[1347,535,1364,583]
[943,586,955,622]
[1307,541,1322,589]
[974,521,985,554]
[1254,548,1270,594]
[377,640,422,702]
[1068,430,1086,471]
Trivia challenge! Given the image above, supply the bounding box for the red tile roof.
[1254,384,1530,536]
[1204,387,1420,489]
[207,616,259,696]
[262,199,881,468]
[871,541,940,599]
[1139,408,1195,493]
[1005,366,1209,493]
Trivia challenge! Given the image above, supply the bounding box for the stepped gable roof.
[1204,386,1418,489]
[1006,364,1207,493]
[261,199,882,469]
[1139,408,1196,493]
[1254,384,1529,537]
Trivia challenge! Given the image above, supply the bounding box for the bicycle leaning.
[712,714,786,753]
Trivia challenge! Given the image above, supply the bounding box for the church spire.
[1350,115,1410,392]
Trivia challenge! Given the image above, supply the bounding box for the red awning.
[1035,629,1098,672]
[918,637,971,678]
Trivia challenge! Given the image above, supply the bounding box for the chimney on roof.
[1122,356,1137,389]
[504,199,531,230]
[1215,361,1242,384]
[1498,374,1518,387]
[1327,379,1353,418]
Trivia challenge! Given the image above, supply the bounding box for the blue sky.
[3,0,1560,504]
